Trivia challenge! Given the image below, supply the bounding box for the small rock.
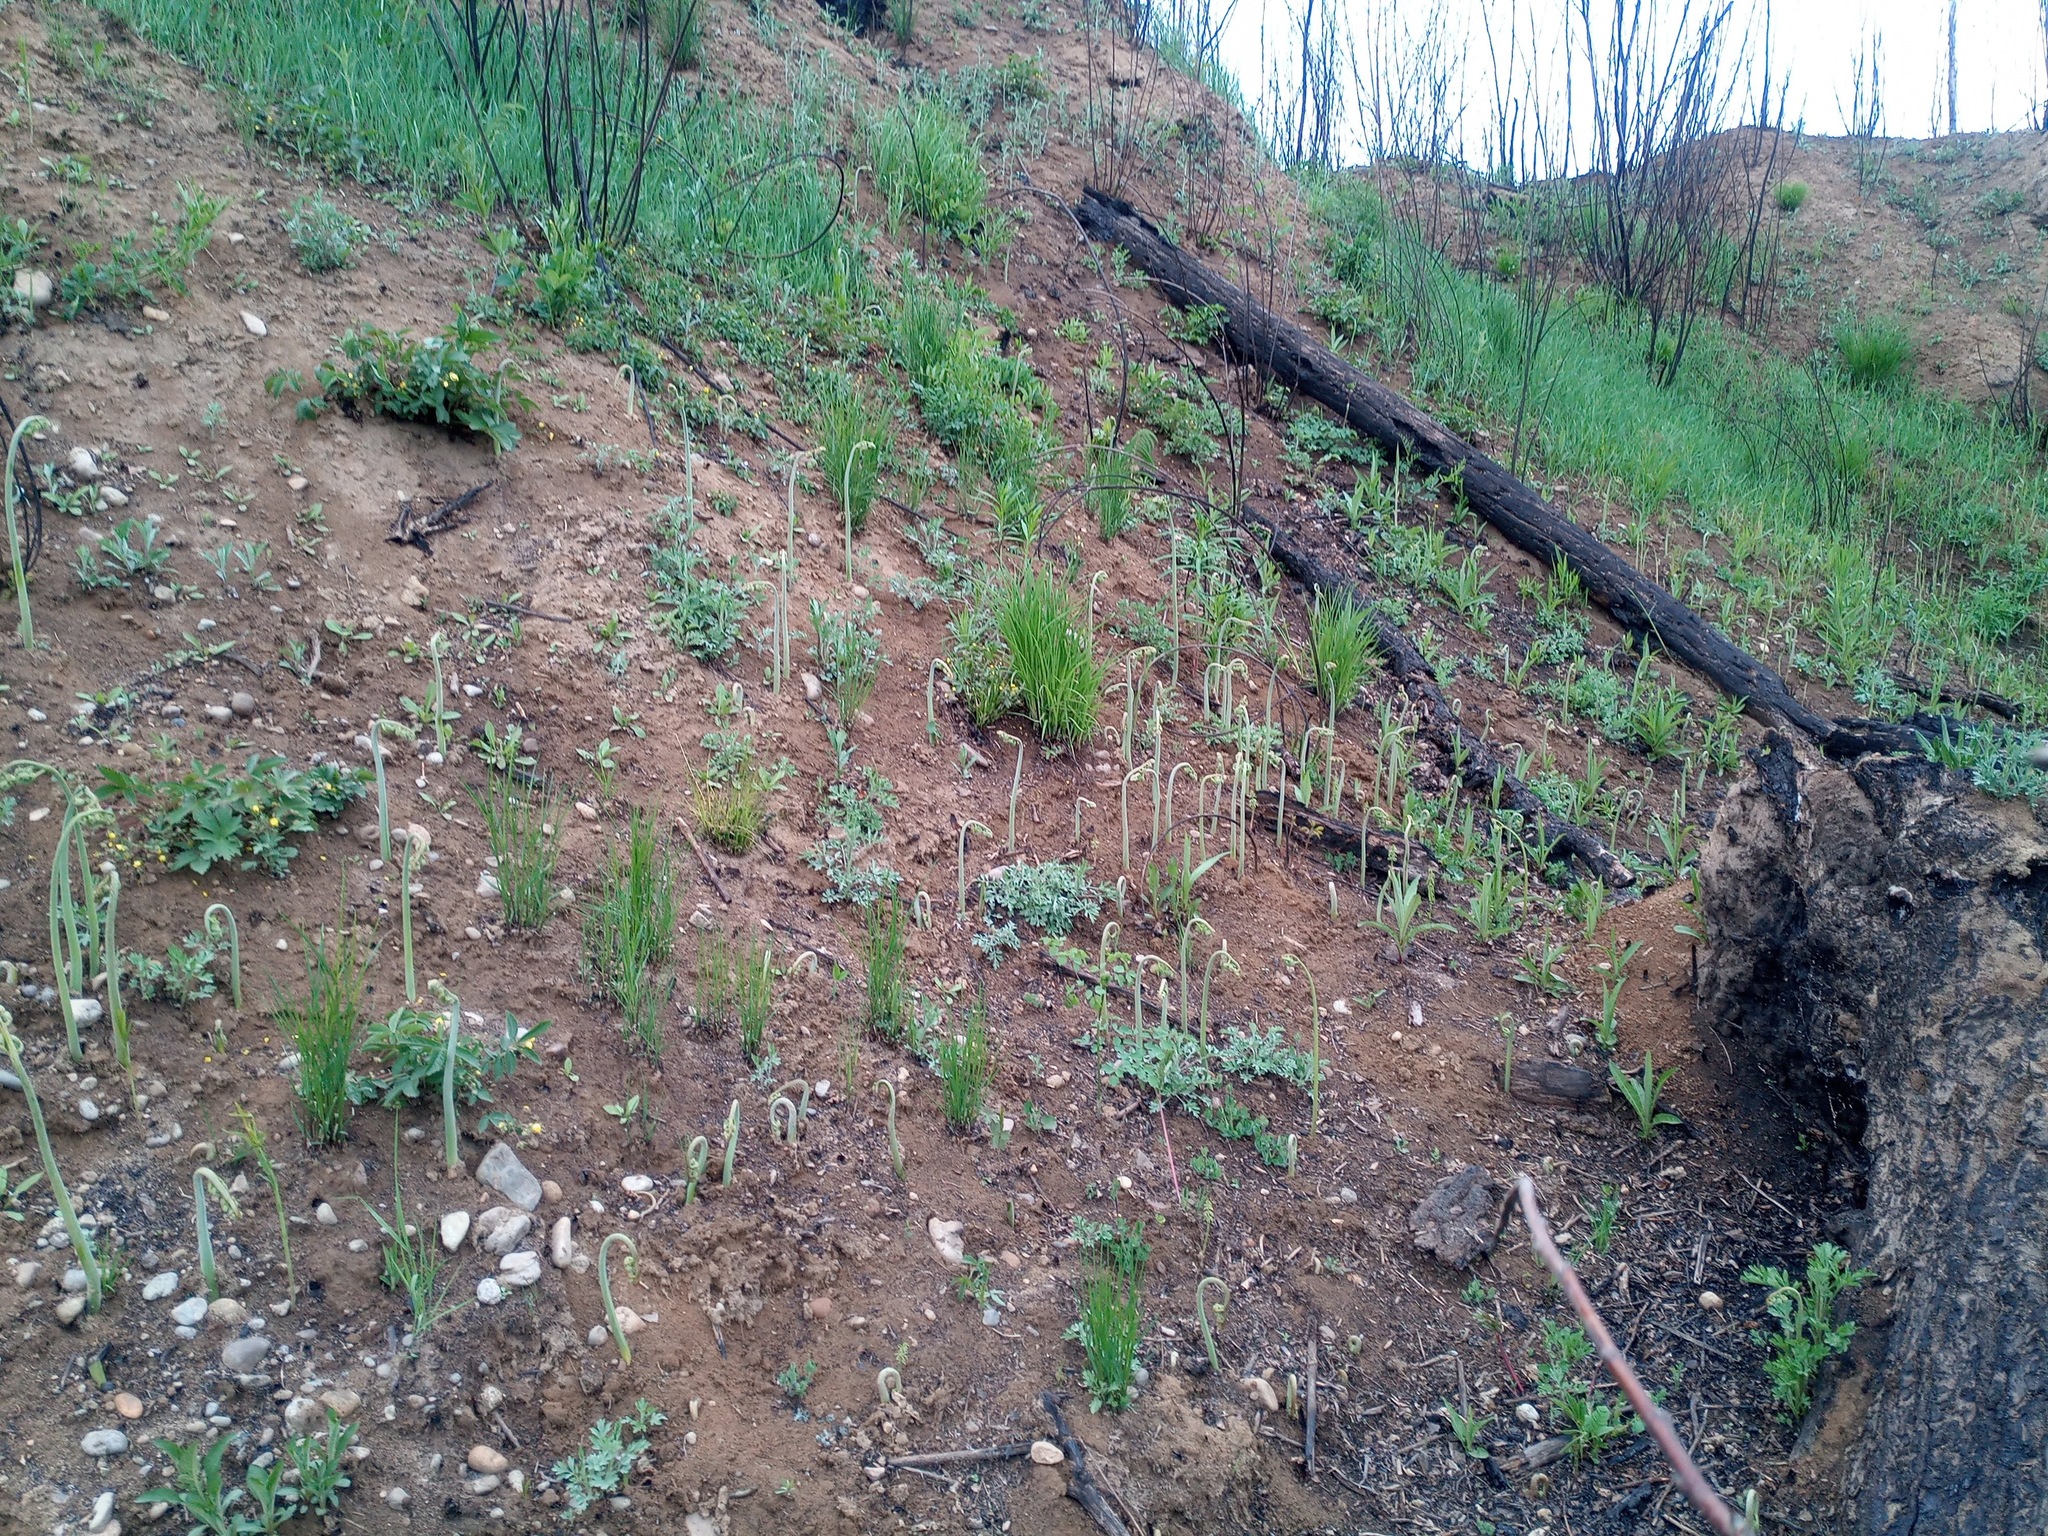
[314,1202,338,1226]
[1408,1164,1509,1269]
[498,1251,542,1288]
[800,671,823,703]
[1516,1401,1541,1426]
[14,268,54,308]
[286,475,308,492]
[141,1271,178,1301]
[399,572,429,610]
[203,704,233,725]
[229,691,257,719]
[574,800,598,820]
[69,446,102,481]
[383,1488,410,1510]
[468,1474,501,1495]
[221,1335,271,1373]
[926,1217,965,1266]
[475,1277,505,1305]
[507,1469,525,1494]
[548,1216,574,1268]
[440,1211,471,1251]
[141,304,170,323]
[282,1397,322,1437]
[1239,1377,1279,1414]
[98,485,127,508]
[804,1296,834,1322]
[476,1385,505,1415]
[620,1174,654,1195]
[1699,1291,1724,1311]
[481,1213,532,1256]
[613,1305,647,1336]
[541,1179,563,1203]
[62,1267,89,1294]
[69,998,104,1027]
[171,1295,208,1327]
[81,1429,130,1458]
[112,1392,143,1420]
[240,311,268,336]
[54,1294,87,1326]
[476,1142,542,1211]
[468,1444,510,1476]
[318,1388,362,1420]
[207,1297,248,1327]
[1029,1440,1065,1466]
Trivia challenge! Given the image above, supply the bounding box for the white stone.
[69,998,104,1027]
[497,1251,542,1288]
[475,1277,504,1305]
[170,1295,208,1327]
[13,269,53,308]
[475,1143,541,1211]
[467,1444,509,1475]
[98,485,127,508]
[282,1397,322,1437]
[439,1211,471,1252]
[620,1175,654,1195]
[78,1098,99,1122]
[481,1213,532,1256]
[383,1488,410,1510]
[1029,1440,1064,1466]
[240,311,267,336]
[89,1490,116,1531]
[926,1217,965,1265]
[314,1202,338,1225]
[80,1430,129,1457]
[54,1294,86,1326]
[549,1216,574,1268]
[69,447,102,481]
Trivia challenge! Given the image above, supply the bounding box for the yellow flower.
[269,817,280,828]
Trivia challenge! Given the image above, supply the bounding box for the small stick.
[884,1443,1033,1470]
[679,819,730,903]
[1516,1177,1754,1536]
[1039,1392,1129,1536]
[1303,1336,1318,1478]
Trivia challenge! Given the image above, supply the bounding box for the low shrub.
[101,755,367,877]
[304,308,525,452]
[284,194,365,272]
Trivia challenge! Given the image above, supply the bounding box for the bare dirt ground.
[0,5,1879,1535]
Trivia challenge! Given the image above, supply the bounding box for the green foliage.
[776,1358,819,1403]
[814,371,887,535]
[1741,1242,1873,1418]
[938,990,993,1131]
[808,599,886,722]
[1532,1320,1642,1462]
[74,518,171,589]
[802,768,902,906]
[307,309,524,453]
[125,929,222,1007]
[1087,422,1156,541]
[868,95,987,241]
[945,582,1020,727]
[1609,1050,1681,1140]
[140,1434,244,1536]
[472,777,562,928]
[1773,181,1808,213]
[363,1170,463,1337]
[862,897,908,1041]
[1211,1022,1318,1088]
[691,728,793,854]
[1835,315,1914,391]
[996,565,1105,743]
[277,921,371,1146]
[348,1005,545,1110]
[284,193,364,272]
[1161,302,1229,347]
[1068,1214,1149,1412]
[979,859,1106,936]
[551,1400,666,1518]
[102,755,366,877]
[1304,590,1379,714]
[282,1409,357,1515]
[581,811,681,1058]
[649,499,754,662]
[56,182,227,317]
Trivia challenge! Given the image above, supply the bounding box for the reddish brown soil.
[0,5,1860,1535]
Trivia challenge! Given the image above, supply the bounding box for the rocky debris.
[468,1445,510,1476]
[11,1260,40,1287]
[140,1272,178,1301]
[440,1210,471,1251]
[475,1207,532,1255]
[498,1251,542,1289]
[221,1335,271,1374]
[283,1398,323,1436]
[88,1491,116,1532]
[383,1489,410,1510]
[81,1430,129,1458]
[170,1295,208,1327]
[1408,1164,1509,1268]
[62,1267,90,1293]
[476,1143,542,1211]
[1509,1058,1604,1107]
[926,1217,965,1265]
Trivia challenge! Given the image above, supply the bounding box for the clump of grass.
[471,777,562,929]
[1071,1215,1150,1412]
[1834,315,1914,391]
[1773,180,1808,213]
[283,193,364,272]
[938,988,992,1131]
[647,0,704,67]
[278,920,372,1145]
[808,599,885,725]
[868,95,986,242]
[1304,590,1379,717]
[694,929,732,1031]
[362,1164,462,1340]
[736,937,773,1066]
[582,811,681,1059]
[996,565,1105,744]
[814,371,886,536]
[862,897,907,1041]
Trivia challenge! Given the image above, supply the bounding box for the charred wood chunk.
[1408,1164,1508,1269]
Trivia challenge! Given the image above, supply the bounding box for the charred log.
[1697,753,2048,1532]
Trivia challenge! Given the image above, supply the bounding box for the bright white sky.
[1212,0,2045,168]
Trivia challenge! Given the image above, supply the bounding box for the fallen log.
[1072,188,1930,760]
[1243,508,1633,886]
[1697,749,2048,1532]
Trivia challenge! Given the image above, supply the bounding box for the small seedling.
[682,1135,709,1205]
[551,1400,665,1519]
[191,1166,238,1301]
[874,1077,904,1178]
[1742,1242,1873,1418]
[1195,1274,1227,1373]
[777,1357,819,1403]
[1609,1051,1681,1140]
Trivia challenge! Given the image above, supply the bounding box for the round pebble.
[112,1392,143,1420]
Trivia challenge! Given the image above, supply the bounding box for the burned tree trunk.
[1073,187,1934,758]
[1697,743,2048,1532]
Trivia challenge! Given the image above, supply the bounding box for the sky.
[1208,0,2046,170]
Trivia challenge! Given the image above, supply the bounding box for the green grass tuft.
[996,565,1105,744]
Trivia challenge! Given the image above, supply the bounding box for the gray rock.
[229,691,256,719]
[480,1212,531,1256]
[69,998,104,1027]
[88,1489,116,1531]
[475,1143,541,1211]
[171,1295,208,1327]
[282,1397,322,1437]
[54,1294,87,1325]
[80,1429,129,1458]
[475,1277,505,1305]
[11,1260,41,1287]
[383,1488,410,1510]
[497,1251,542,1288]
[141,1272,178,1302]
[13,268,53,309]
[313,1202,338,1226]
[1408,1164,1509,1269]
[62,1267,89,1294]
[78,1098,100,1122]
[221,1335,271,1373]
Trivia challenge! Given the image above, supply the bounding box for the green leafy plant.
[303,308,525,453]
[1069,1217,1148,1412]
[139,1433,242,1536]
[776,1357,819,1403]
[649,499,753,662]
[997,565,1105,744]
[284,193,364,272]
[581,811,680,1059]
[691,728,793,854]
[283,1408,357,1515]
[980,859,1107,936]
[551,1400,666,1518]
[1609,1050,1681,1140]
[814,370,885,536]
[1364,866,1453,961]
[101,755,366,877]
[278,920,372,1145]
[938,989,993,1131]
[1532,1320,1642,1462]
[348,1005,545,1111]
[802,768,901,906]
[472,776,562,929]
[362,1168,463,1340]
[191,1167,238,1301]
[1304,590,1378,717]
[1741,1242,1874,1418]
